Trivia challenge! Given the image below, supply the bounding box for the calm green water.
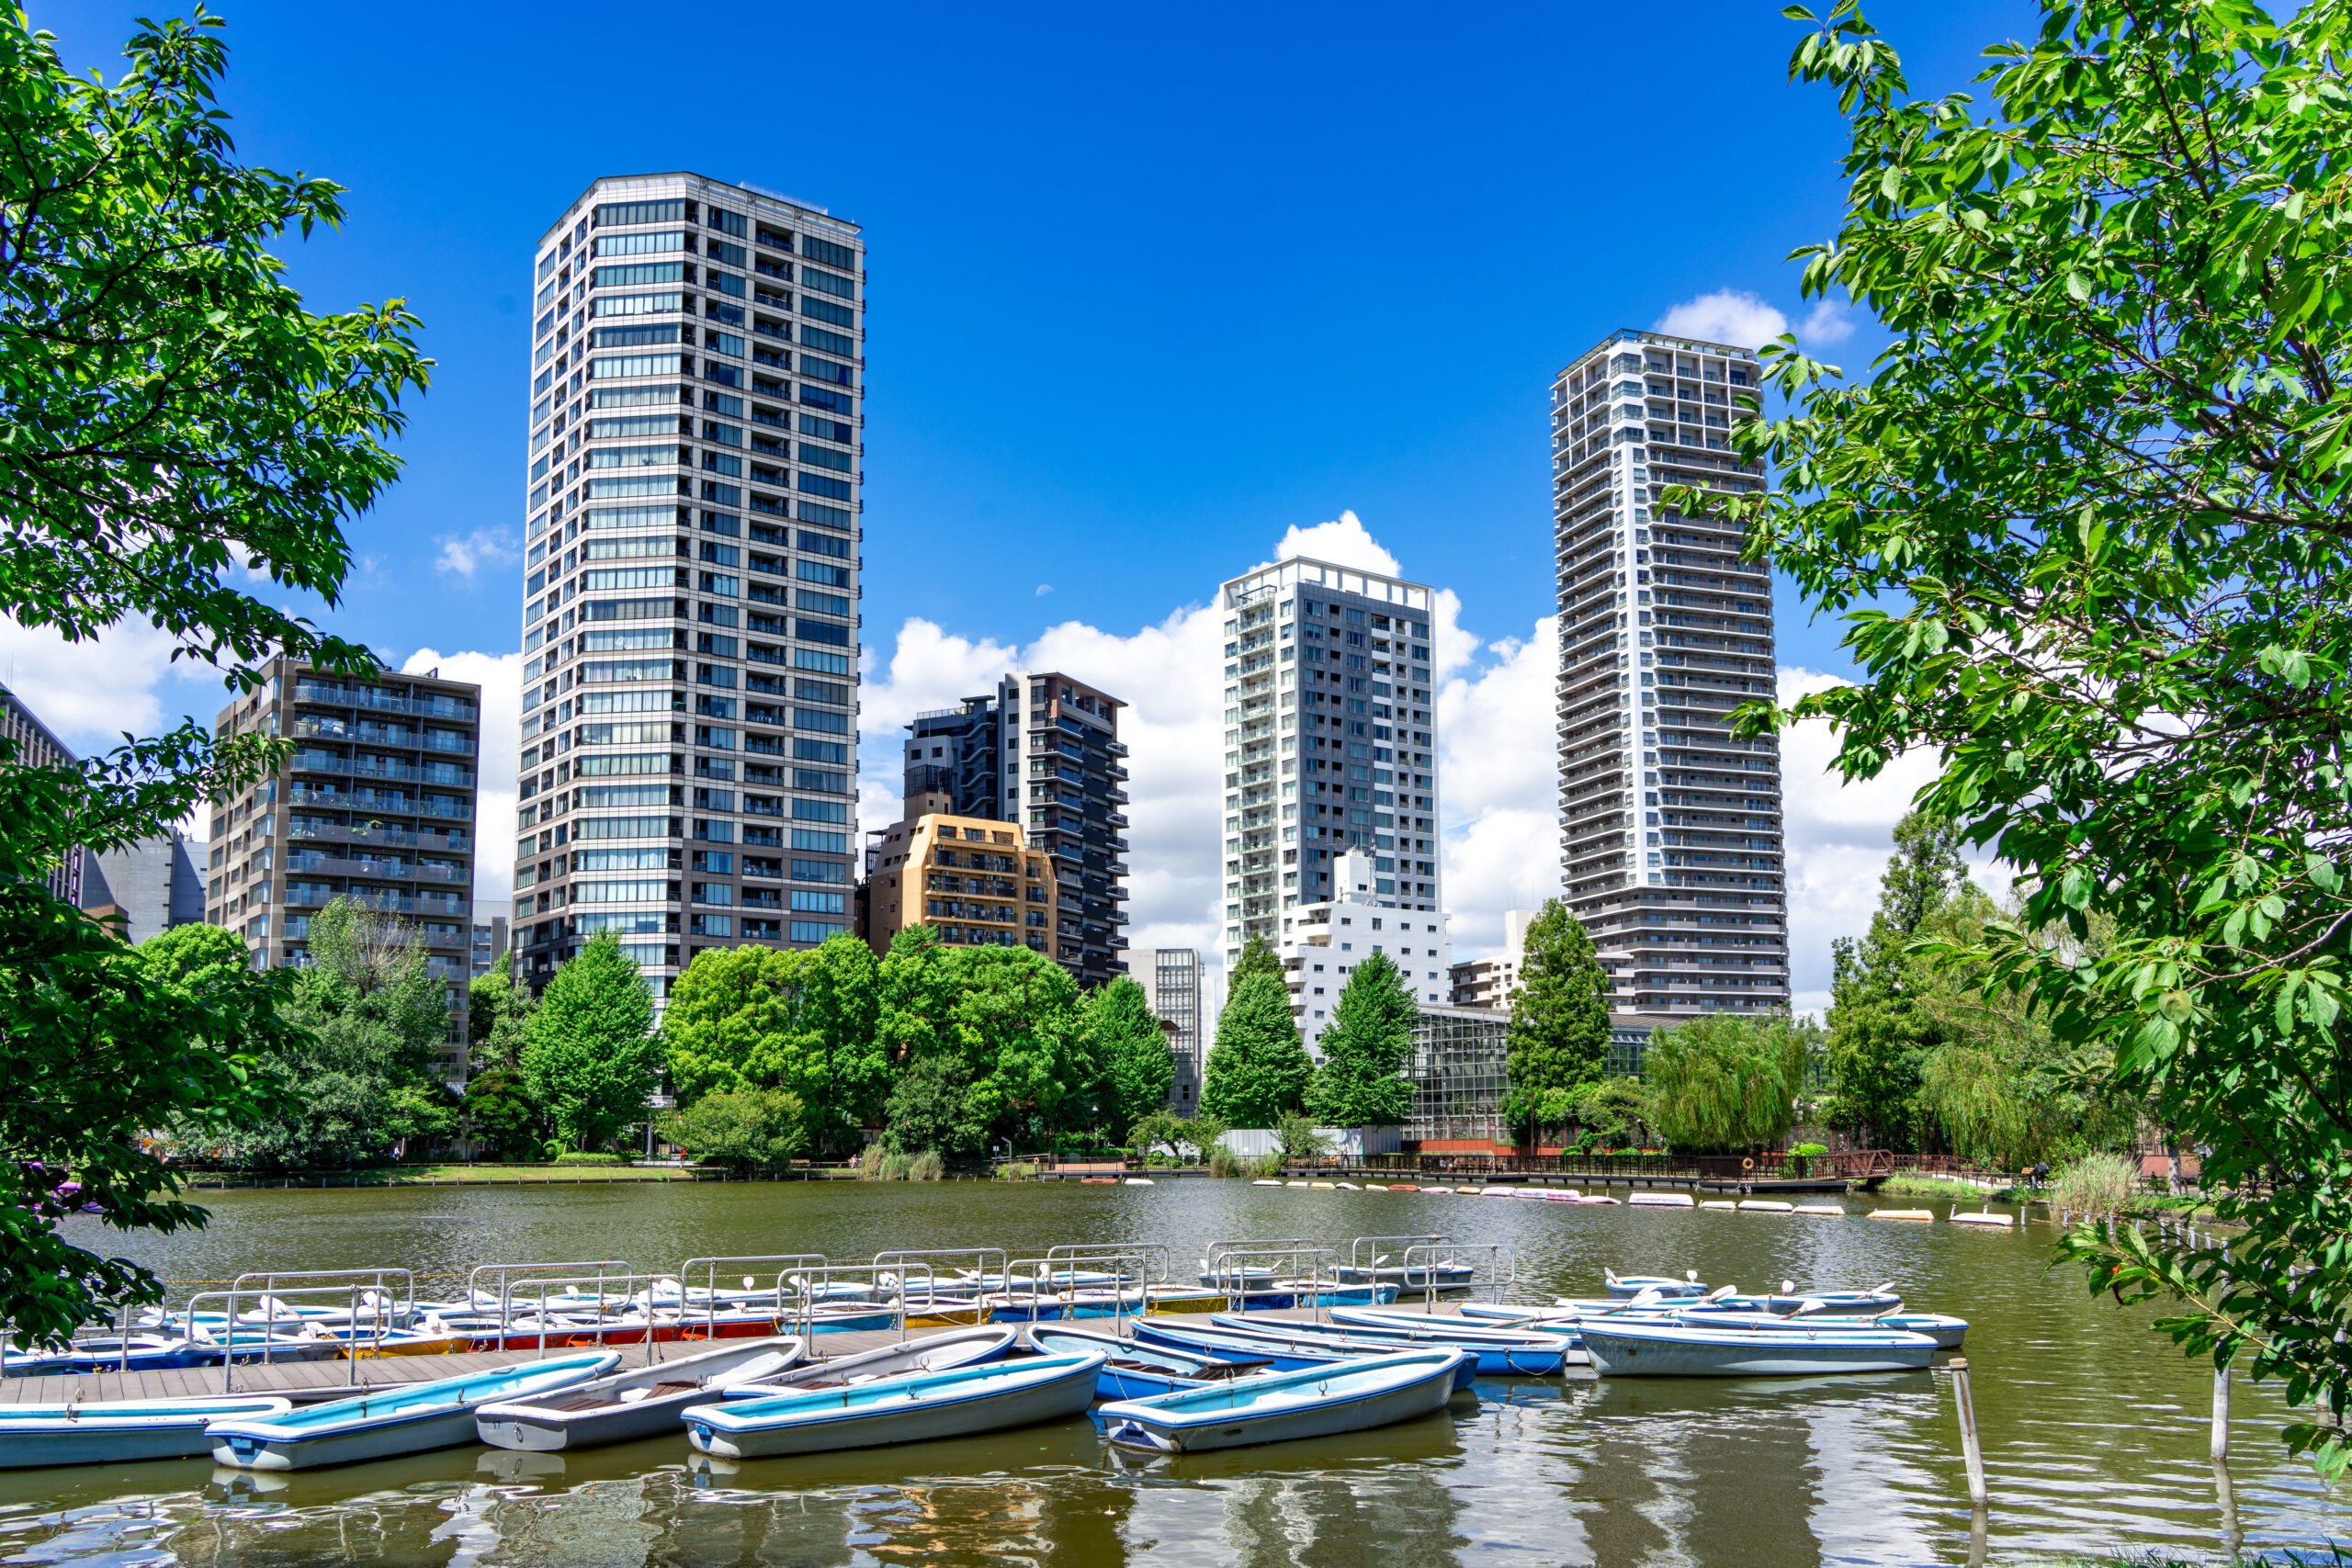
[0,1179,2339,1566]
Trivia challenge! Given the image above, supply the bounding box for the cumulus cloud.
[0,614,228,755]
[402,647,526,911]
[1267,511,1402,577]
[1655,289,1792,352]
[435,528,520,580]
[1799,300,1857,346]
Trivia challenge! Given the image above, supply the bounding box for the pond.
[0,1179,2338,1566]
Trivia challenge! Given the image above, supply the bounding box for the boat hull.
[1581,1325,1935,1377]
[0,1398,290,1468]
[1137,1320,1483,1391]
[212,1405,485,1471]
[475,1340,802,1452]
[688,1355,1099,1458]
[1099,1351,1463,1453]
[207,1353,617,1471]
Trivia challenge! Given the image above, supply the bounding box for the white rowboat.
[1581,1321,1937,1377]
[475,1337,803,1452]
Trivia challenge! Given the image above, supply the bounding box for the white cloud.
[402,647,526,912]
[1654,289,1791,352]
[1798,300,1857,346]
[435,528,520,580]
[0,614,228,755]
[1435,620,1566,954]
[1267,511,1402,577]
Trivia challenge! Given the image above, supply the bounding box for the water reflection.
[7,1182,2348,1564]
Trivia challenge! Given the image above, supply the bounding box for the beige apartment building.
[861,812,1058,960]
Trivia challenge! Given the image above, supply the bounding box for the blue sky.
[23,0,2038,1000]
[37,0,2027,672]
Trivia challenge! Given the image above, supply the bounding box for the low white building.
[1278,848,1452,1058]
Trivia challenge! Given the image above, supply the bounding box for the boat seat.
[537,1393,628,1413]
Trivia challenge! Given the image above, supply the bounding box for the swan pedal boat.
[207,1352,619,1470]
[1580,1320,1939,1376]
[1027,1325,1275,1400]
[1098,1348,1466,1453]
[475,1337,804,1451]
[0,1394,291,1467]
[685,1351,1104,1458]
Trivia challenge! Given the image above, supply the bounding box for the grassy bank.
[1881,1173,2025,1201]
[179,1164,698,1187]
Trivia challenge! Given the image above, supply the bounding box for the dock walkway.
[0,1305,1466,1407]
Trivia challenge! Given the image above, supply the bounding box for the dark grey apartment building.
[1,682,80,905]
[901,671,1129,984]
[514,172,863,997]
[208,660,481,1078]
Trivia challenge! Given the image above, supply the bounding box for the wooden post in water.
[2212,1363,2232,1461]
[1950,1356,1989,1508]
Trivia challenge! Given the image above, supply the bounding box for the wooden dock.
[0,1305,1472,1408]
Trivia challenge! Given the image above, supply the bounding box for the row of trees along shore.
[10,0,2352,1478]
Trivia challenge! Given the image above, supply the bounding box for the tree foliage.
[665,1088,806,1170]
[1822,812,1974,1147]
[1308,950,1416,1128]
[1703,0,2352,1470]
[197,898,451,1169]
[1081,976,1175,1141]
[1642,1014,1817,1153]
[0,7,426,1342]
[1499,900,1613,1134]
[1201,936,1313,1127]
[522,933,662,1152]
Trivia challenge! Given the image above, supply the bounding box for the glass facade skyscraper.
[513,174,863,995]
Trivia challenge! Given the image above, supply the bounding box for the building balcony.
[293,683,478,721]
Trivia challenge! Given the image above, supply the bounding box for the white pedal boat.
[0,1394,290,1467]
[1099,1348,1465,1453]
[684,1351,1104,1458]
[207,1351,617,1470]
[475,1337,803,1451]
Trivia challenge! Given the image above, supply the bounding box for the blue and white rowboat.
[685,1352,1104,1458]
[0,1395,291,1468]
[1029,1325,1273,1400]
[1212,1311,1580,1375]
[1138,1318,1486,1389]
[208,1352,618,1470]
[1099,1348,1466,1452]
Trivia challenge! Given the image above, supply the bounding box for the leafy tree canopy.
[1499,900,1613,1134]
[1643,1014,1818,1154]
[1202,939,1313,1128]
[522,933,662,1152]
[0,6,425,1344]
[1308,950,1416,1129]
[1083,976,1175,1141]
[666,1088,806,1171]
[1704,0,2352,1469]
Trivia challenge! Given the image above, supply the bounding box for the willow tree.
[1705,0,2352,1470]
[1642,1015,1815,1154]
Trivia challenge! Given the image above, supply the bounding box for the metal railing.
[673,1254,825,1345]
[190,1269,414,1393]
[503,1272,677,1359]
[872,1248,1006,1313]
[1404,1242,1519,1312]
[463,1259,631,1351]
[1205,1244,1342,1324]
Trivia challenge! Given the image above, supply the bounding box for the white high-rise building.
[1218,557,1442,970]
[1279,848,1452,1056]
[1551,329,1790,1030]
[511,174,864,997]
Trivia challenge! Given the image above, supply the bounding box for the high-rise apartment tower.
[208,659,481,1078]
[898,672,1129,985]
[1551,329,1789,1027]
[1220,557,1441,969]
[1153,947,1201,1111]
[513,174,864,997]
